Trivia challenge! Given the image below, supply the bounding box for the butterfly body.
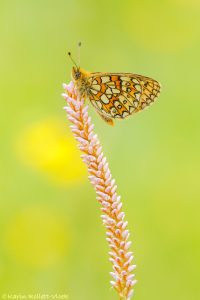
[71,66,161,125]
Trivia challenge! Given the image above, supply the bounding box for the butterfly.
[68,45,161,126]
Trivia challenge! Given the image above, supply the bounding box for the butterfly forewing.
[87,73,161,124]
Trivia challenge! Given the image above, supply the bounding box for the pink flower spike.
[62,81,136,299]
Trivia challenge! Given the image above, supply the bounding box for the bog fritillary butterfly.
[68,46,161,126]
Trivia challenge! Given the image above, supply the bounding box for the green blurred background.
[1,0,200,299]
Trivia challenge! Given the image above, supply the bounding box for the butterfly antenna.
[78,41,81,68]
[68,51,79,69]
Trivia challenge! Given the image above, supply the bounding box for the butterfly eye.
[75,72,81,80]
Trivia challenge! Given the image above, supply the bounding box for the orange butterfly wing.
[87,73,161,125]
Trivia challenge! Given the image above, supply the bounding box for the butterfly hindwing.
[87,73,161,124]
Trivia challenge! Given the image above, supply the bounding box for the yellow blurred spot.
[5,206,69,268]
[16,118,87,185]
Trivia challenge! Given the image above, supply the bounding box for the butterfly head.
[71,66,82,81]
[68,45,91,96]
[71,66,90,98]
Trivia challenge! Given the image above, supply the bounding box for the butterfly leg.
[96,110,114,126]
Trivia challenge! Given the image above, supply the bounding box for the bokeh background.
[1,0,200,299]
